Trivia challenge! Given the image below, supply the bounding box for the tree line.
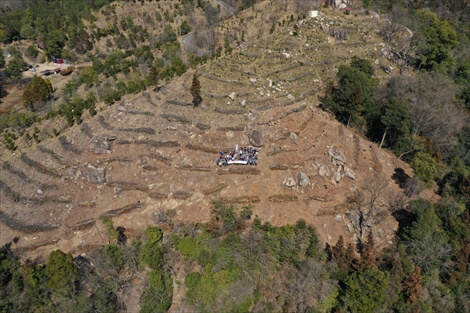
[2,193,469,312]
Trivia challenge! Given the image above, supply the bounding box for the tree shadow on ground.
[391,167,415,237]
[392,167,410,189]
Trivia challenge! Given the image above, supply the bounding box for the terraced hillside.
[0,9,410,261]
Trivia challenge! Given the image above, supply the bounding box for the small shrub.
[141,269,173,313]
[99,245,124,269]
[177,237,197,258]
[140,226,164,270]
[25,45,39,59]
[3,132,17,151]
[185,271,202,290]
[101,217,119,243]
[60,66,75,76]
[411,152,437,188]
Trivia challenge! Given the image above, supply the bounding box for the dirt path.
[181,32,206,57]
[0,61,92,114]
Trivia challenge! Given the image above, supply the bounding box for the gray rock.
[82,163,106,183]
[346,211,361,232]
[376,229,384,238]
[245,109,258,121]
[90,135,115,154]
[298,172,310,186]
[333,169,342,183]
[283,177,297,188]
[381,64,394,74]
[154,211,168,224]
[290,132,298,145]
[328,146,346,166]
[318,164,331,177]
[344,166,356,180]
[249,130,263,147]
[114,187,123,194]
[195,123,211,131]
[117,103,127,112]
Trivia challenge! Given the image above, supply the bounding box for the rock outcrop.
[249,130,263,147]
[283,177,297,188]
[90,135,116,154]
[290,132,298,145]
[298,172,310,186]
[82,163,106,183]
[328,146,346,166]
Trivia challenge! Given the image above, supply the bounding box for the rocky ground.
[0,9,412,263]
[0,78,410,264]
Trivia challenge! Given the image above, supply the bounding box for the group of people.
[216,146,259,166]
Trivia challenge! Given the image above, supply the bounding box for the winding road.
[214,0,235,15]
[182,32,206,57]
[181,0,235,56]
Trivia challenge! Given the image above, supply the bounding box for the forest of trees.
[1,195,469,312]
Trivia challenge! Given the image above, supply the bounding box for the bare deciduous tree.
[379,5,406,43]
[294,0,310,15]
[346,176,397,237]
[377,73,465,158]
[253,260,338,313]
[406,72,464,157]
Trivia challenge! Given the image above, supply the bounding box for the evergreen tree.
[414,11,459,71]
[180,20,191,36]
[330,235,345,261]
[23,75,53,111]
[379,97,412,152]
[410,152,437,188]
[5,57,28,81]
[0,49,5,68]
[147,66,159,86]
[350,56,374,78]
[329,235,356,270]
[45,250,78,290]
[20,8,35,40]
[343,266,390,313]
[360,231,376,268]
[190,73,202,107]
[322,58,373,132]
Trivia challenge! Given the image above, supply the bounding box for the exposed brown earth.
[0,73,411,262]
[0,7,413,264]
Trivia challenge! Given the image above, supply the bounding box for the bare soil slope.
[0,8,411,262]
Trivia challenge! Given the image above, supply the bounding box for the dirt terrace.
[0,73,411,261]
[0,10,410,261]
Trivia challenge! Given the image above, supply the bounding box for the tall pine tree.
[190,73,202,107]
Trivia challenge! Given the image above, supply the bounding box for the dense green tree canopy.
[5,57,28,80]
[411,152,438,187]
[23,75,53,111]
[0,49,5,69]
[323,58,374,131]
[380,97,412,153]
[45,250,78,290]
[343,266,390,313]
[414,11,459,71]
